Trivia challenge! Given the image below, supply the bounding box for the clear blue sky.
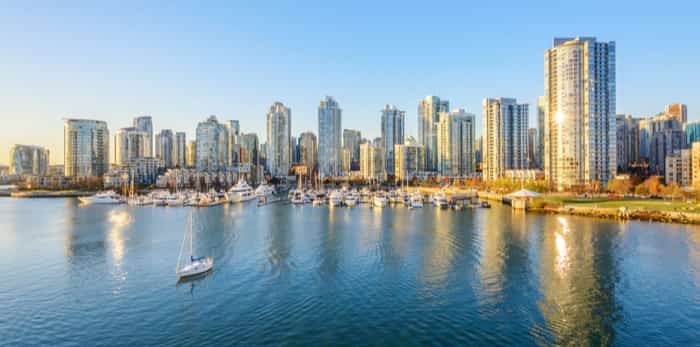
[1,0,698,165]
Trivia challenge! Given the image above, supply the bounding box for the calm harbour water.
[1,198,700,346]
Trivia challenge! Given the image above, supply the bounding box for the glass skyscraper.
[266,102,292,177]
[133,116,153,157]
[380,104,405,175]
[196,116,229,172]
[64,118,109,177]
[318,96,342,177]
[418,96,449,172]
[544,37,616,190]
[438,109,476,177]
[482,98,529,181]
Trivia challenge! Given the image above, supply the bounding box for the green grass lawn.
[537,197,700,213]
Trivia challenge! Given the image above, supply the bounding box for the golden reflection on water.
[537,216,617,345]
[555,217,570,277]
[108,209,132,291]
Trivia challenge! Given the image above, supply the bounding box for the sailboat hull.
[177,257,213,278]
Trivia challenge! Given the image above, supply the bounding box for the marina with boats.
[75,179,490,211]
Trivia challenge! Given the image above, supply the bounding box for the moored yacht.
[329,190,344,207]
[388,190,400,204]
[197,192,223,207]
[431,190,449,208]
[344,191,359,207]
[373,191,389,208]
[255,183,275,198]
[78,191,124,205]
[226,179,256,203]
[410,192,424,208]
[166,193,186,206]
[127,195,153,206]
[290,191,308,205]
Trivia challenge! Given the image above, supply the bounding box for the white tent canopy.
[506,189,541,198]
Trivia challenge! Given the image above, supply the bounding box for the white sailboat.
[176,212,213,279]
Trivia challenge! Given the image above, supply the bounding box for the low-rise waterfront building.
[10,144,50,176]
[504,169,545,181]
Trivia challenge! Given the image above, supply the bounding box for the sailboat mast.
[189,212,194,258]
[176,211,189,271]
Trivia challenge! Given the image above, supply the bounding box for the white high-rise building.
[267,102,292,177]
[380,104,405,175]
[115,127,146,166]
[544,37,616,190]
[64,118,109,177]
[437,109,476,177]
[394,140,424,181]
[418,96,449,172]
[318,96,342,177]
[10,145,50,176]
[133,116,153,157]
[360,142,384,181]
[482,98,529,181]
[196,116,229,172]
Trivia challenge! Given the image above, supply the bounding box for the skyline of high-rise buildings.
[5,35,695,191]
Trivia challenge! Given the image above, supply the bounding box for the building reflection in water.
[420,208,459,291]
[477,206,532,311]
[318,207,342,278]
[536,216,621,345]
[264,205,293,278]
[687,227,700,287]
[64,201,109,274]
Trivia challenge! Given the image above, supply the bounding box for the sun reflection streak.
[108,209,132,292]
[555,217,570,277]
